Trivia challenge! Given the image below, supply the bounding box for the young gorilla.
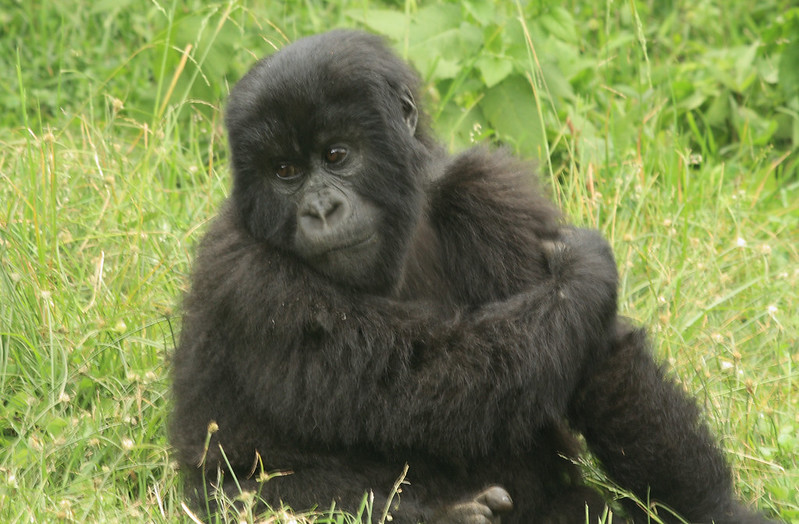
[171,30,770,523]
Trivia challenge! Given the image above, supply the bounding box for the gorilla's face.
[224,32,427,294]
[265,134,384,290]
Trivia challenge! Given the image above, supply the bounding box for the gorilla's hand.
[473,226,617,326]
[432,486,513,524]
[542,227,618,293]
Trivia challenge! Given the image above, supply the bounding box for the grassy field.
[1,0,797,522]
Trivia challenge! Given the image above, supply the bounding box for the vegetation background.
[1,0,797,522]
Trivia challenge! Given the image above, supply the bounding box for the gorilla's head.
[225,30,434,294]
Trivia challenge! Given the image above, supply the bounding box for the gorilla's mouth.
[295,229,378,260]
[323,233,378,254]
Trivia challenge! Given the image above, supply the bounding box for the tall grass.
[1,1,796,522]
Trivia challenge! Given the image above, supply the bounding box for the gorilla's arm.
[414,153,770,523]
[177,203,617,461]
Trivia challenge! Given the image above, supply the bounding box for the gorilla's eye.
[275,162,299,180]
[324,146,348,165]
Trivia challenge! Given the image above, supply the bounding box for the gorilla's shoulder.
[195,200,252,253]
[441,146,537,185]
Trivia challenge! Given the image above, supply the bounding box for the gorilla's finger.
[474,486,513,514]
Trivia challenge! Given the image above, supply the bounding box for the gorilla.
[171,30,771,523]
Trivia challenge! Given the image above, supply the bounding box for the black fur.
[171,30,771,523]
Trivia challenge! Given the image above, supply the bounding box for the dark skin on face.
[276,141,383,288]
[170,30,773,524]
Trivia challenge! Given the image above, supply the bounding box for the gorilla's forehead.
[231,63,358,117]
[240,86,372,155]
[229,67,373,147]
[226,31,414,142]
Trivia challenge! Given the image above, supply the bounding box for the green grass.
[1,1,797,522]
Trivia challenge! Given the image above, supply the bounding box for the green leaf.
[408,24,482,81]
[46,416,68,437]
[476,55,513,88]
[539,8,578,44]
[480,75,545,158]
[90,0,135,14]
[779,39,799,98]
[435,99,490,151]
[409,4,462,40]
[732,43,759,91]
[347,9,409,41]
[462,0,501,27]
[734,106,778,145]
[539,60,575,101]
[705,90,731,126]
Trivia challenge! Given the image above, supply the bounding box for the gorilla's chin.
[307,234,385,291]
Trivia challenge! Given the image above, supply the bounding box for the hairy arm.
[174,203,617,462]
[388,227,618,455]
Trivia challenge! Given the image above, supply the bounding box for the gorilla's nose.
[299,192,350,233]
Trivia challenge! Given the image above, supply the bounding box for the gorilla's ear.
[400,85,418,136]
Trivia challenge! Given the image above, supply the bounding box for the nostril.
[304,201,329,221]
[300,195,349,231]
[326,201,345,222]
[324,201,341,218]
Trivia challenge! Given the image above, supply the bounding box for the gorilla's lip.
[322,233,378,255]
[295,232,378,261]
